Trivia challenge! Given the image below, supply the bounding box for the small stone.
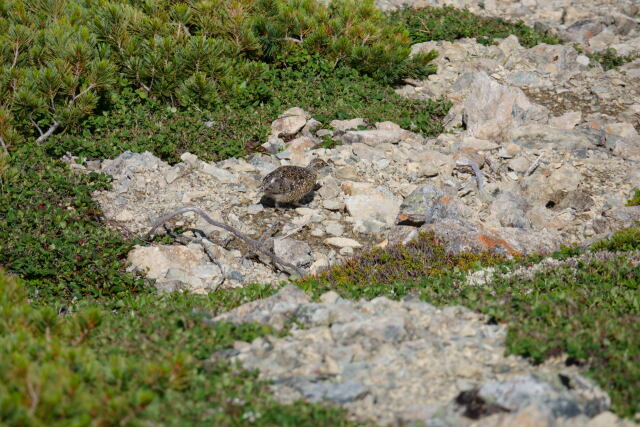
[549,111,582,130]
[325,237,362,248]
[323,199,345,211]
[396,185,458,226]
[330,118,367,131]
[201,164,237,183]
[576,54,590,67]
[605,122,639,139]
[246,204,264,214]
[339,247,354,256]
[345,191,401,225]
[319,291,340,304]
[271,115,307,137]
[508,157,530,173]
[341,129,402,146]
[324,221,345,237]
[273,237,312,267]
[180,152,200,167]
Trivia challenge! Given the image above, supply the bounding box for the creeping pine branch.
[35,121,60,143]
[145,206,306,277]
[0,136,8,156]
[35,83,97,144]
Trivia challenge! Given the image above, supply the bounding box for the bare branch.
[30,118,44,137]
[10,42,19,70]
[71,83,96,104]
[35,121,60,143]
[145,206,306,277]
[0,136,8,156]
[282,36,303,44]
[526,151,545,177]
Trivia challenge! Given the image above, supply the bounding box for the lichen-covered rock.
[210,286,619,426]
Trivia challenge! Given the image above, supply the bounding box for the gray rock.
[271,114,307,137]
[293,379,369,403]
[324,220,345,237]
[477,373,609,418]
[454,72,549,139]
[340,129,402,146]
[564,20,604,43]
[505,71,547,88]
[213,289,615,426]
[345,190,401,226]
[330,118,367,131]
[273,237,312,268]
[397,185,459,226]
[511,125,598,151]
[324,237,362,248]
[212,285,310,330]
[491,191,531,229]
[592,205,640,234]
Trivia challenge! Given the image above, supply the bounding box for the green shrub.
[588,48,637,71]
[626,189,640,206]
[0,270,351,424]
[297,232,506,300]
[46,55,449,163]
[0,0,436,151]
[591,227,640,252]
[392,6,561,47]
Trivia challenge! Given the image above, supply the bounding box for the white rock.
[324,237,362,248]
[341,129,402,146]
[605,122,639,139]
[127,244,208,280]
[330,118,366,131]
[324,221,345,236]
[201,164,237,183]
[271,115,307,137]
[180,152,199,167]
[549,111,582,130]
[323,199,345,211]
[345,192,401,225]
[508,157,530,173]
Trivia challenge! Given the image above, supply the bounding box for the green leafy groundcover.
[0,271,353,425]
[392,5,561,47]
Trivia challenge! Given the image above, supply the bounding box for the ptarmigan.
[260,158,328,209]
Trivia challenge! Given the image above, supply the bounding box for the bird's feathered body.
[260,158,327,206]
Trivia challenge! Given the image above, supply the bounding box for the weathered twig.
[0,136,8,156]
[35,121,60,143]
[525,151,545,177]
[30,118,44,137]
[282,36,303,44]
[145,206,305,277]
[456,159,485,191]
[34,84,97,144]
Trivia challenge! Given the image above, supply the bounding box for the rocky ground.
[208,285,631,426]
[67,0,640,425]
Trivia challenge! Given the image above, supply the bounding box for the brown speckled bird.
[260,158,328,209]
